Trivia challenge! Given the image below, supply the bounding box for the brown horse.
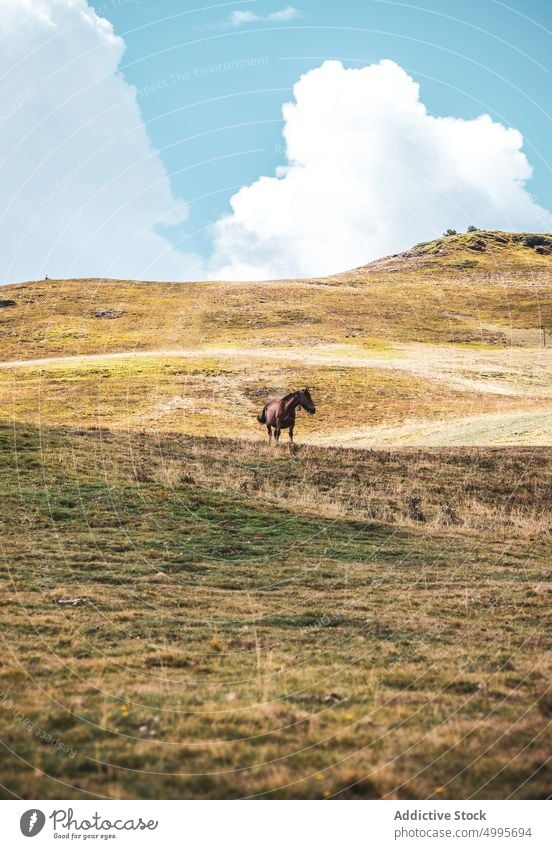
[257,388,316,443]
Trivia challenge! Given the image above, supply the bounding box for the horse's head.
[298,387,316,415]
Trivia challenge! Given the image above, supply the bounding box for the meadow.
[0,231,550,799]
[1,230,550,446]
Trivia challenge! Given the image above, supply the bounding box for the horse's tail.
[257,404,267,424]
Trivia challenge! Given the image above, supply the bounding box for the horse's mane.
[282,390,300,402]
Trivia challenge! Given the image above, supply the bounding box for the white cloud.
[228,6,300,27]
[208,60,552,280]
[2,8,550,288]
[0,0,200,283]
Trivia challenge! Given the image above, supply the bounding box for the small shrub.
[406,495,426,522]
[441,503,462,526]
[152,460,183,487]
[467,225,478,232]
[443,228,458,236]
[134,458,153,483]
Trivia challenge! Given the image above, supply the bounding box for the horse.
[257,387,316,443]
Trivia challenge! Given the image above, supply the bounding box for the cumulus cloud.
[208,60,552,280]
[228,6,301,27]
[0,0,200,283]
[2,7,550,287]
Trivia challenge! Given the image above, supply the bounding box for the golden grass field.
[1,230,551,446]
[0,231,550,799]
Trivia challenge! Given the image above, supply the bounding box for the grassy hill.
[2,230,551,358]
[0,230,550,446]
[0,231,550,800]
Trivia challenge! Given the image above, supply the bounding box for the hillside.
[1,424,550,799]
[1,232,550,800]
[0,230,551,446]
[2,230,552,357]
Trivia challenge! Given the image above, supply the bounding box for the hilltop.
[0,230,550,446]
[0,230,550,359]
[354,229,552,273]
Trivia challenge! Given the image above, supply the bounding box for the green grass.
[0,424,550,799]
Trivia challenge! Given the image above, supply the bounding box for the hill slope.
[0,230,550,446]
[0,424,550,799]
[0,234,550,800]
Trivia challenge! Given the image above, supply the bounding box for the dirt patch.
[94,308,124,319]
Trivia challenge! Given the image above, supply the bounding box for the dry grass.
[0,346,550,445]
[0,231,550,800]
[0,425,550,800]
[1,229,550,448]
[1,231,550,363]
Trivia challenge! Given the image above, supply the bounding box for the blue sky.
[1,0,551,281]
[106,0,552,254]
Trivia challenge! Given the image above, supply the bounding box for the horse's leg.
[289,426,294,443]
[274,427,281,443]
[267,425,272,443]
